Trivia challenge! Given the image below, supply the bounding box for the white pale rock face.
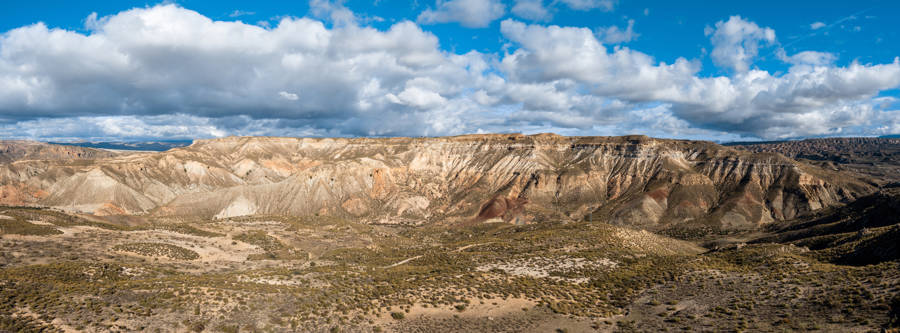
[215,195,258,219]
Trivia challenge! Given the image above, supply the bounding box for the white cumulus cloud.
[779,50,837,67]
[498,19,900,138]
[0,4,493,139]
[417,0,505,28]
[279,91,299,101]
[511,0,551,22]
[0,5,898,142]
[596,19,637,44]
[706,16,776,73]
[559,0,616,11]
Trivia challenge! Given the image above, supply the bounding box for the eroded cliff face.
[0,134,875,231]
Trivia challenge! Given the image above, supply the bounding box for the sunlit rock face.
[0,134,873,230]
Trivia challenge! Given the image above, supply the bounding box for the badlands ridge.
[0,134,873,233]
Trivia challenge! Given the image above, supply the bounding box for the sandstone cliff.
[0,135,875,231]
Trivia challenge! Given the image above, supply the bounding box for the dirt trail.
[383,242,491,268]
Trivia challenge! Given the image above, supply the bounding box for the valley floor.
[0,207,898,332]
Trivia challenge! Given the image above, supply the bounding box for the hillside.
[754,188,900,265]
[0,135,898,332]
[0,140,121,163]
[0,135,874,235]
[733,137,900,186]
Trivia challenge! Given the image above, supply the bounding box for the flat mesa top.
[188,133,695,146]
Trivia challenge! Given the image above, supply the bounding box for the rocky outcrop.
[475,196,529,225]
[0,135,874,231]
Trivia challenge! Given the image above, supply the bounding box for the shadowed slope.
[754,188,900,265]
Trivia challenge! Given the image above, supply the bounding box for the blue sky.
[0,0,898,141]
[4,1,896,71]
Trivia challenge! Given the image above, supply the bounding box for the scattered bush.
[112,242,199,260]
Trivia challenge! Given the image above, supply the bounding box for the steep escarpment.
[0,135,874,232]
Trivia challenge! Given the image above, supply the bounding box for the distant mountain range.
[723,134,900,145]
[48,140,193,151]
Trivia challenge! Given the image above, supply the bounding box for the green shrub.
[0,218,62,236]
[112,242,200,260]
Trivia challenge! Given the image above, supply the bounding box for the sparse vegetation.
[0,217,62,236]
[113,242,200,260]
[0,203,897,332]
[233,230,307,260]
[153,223,224,238]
